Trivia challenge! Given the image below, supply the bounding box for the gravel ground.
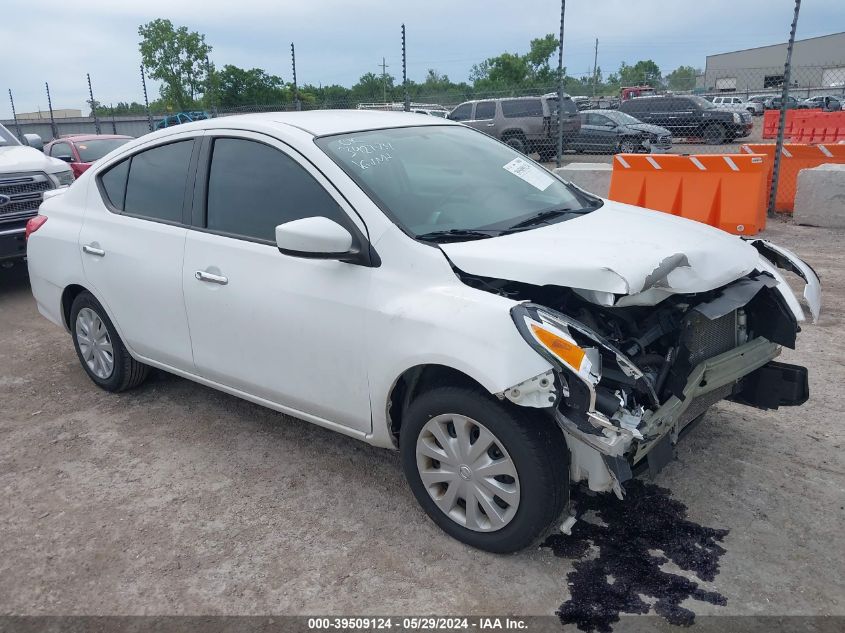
[0,219,843,622]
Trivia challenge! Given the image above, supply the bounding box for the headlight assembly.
[52,170,75,187]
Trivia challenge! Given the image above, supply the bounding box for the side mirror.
[276,216,357,261]
[23,134,43,151]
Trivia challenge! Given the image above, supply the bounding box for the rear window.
[77,138,131,162]
[501,99,543,118]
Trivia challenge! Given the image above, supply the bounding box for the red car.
[43,134,132,178]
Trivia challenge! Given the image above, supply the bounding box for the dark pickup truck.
[619,95,753,144]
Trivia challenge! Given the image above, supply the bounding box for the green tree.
[216,65,289,108]
[352,72,394,102]
[138,19,211,110]
[618,60,662,87]
[666,65,698,91]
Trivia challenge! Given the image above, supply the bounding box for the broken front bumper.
[555,336,807,495]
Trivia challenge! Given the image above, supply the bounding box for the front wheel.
[400,387,569,553]
[703,123,726,145]
[616,137,639,154]
[70,291,150,392]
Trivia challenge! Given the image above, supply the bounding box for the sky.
[1,0,843,118]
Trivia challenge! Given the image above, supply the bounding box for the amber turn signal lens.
[530,324,586,370]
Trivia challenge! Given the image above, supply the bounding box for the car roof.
[186,110,460,137]
[51,134,133,143]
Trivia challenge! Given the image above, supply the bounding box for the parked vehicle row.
[27,111,820,553]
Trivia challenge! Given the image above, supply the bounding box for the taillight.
[25,215,48,241]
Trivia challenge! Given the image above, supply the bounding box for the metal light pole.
[45,82,58,140]
[768,0,801,216]
[140,65,153,132]
[555,0,566,168]
[87,73,102,134]
[592,38,599,97]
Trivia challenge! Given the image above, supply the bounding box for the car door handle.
[82,244,105,257]
[195,270,228,285]
[486,123,495,127]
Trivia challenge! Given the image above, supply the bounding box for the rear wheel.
[503,135,526,154]
[400,386,569,553]
[70,291,149,392]
[703,123,726,145]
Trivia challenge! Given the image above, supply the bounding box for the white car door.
[79,133,199,371]
[181,131,373,432]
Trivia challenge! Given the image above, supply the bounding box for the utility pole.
[768,0,801,216]
[380,57,389,104]
[555,0,566,168]
[592,38,599,96]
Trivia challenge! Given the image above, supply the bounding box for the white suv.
[27,112,820,552]
[711,95,763,116]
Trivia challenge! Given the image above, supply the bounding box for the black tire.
[616,137,639,154]
[70,291,149,392]
[703,123,726,145]
[503,135,526,154]
[400,386,569,553]
[537,149,557,162]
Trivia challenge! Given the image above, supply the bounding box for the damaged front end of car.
[486,241,820,497]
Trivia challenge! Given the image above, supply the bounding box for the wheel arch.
[386,363,493,446]
[61,283,89,330]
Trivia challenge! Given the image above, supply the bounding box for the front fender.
[748,239,821,322]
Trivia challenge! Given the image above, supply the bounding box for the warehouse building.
[702,32,845,97]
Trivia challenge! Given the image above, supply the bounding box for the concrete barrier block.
[794,164,845,228]
[553,163,612,198]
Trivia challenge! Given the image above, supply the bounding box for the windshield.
[316,125,597,239]
[0,124,21,146]
[601,110,643,125]
[76,138,131,162]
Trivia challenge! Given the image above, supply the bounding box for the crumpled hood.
[0,145,66,173]
[440,199,761,306]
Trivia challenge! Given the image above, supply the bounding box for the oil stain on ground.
[541,480,729,632]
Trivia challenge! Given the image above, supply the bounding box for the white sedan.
[27,111,820,552]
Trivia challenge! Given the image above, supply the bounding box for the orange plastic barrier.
[740,143,845,212]
[791,111,845,144]
[608,153,768,235]
[762,109,822,139]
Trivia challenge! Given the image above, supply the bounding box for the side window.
[123,140,194,223]
[100,159,130,210]
[501,99,543,118]
[51,142,73,160]
[622,99,645,114]
[475,101,495,120]
[449,103,472,121]
[205,138,347,242]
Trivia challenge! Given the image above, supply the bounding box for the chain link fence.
[3,62,843,213]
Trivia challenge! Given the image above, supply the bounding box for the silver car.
[711,95,764,116]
